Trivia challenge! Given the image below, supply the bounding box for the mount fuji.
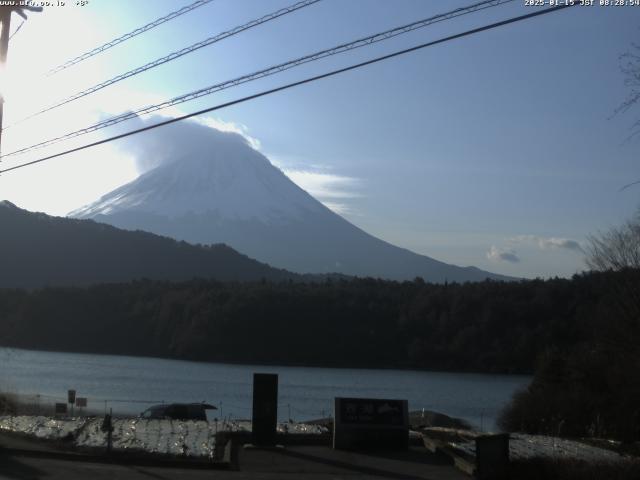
[71,121,511,283]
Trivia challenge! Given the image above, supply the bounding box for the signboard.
[252,373,278,446]
[334,397,408,451]
[75,397,87,408]
[67,389,76,404]
[339,398,406,426]
[55,402,67,415]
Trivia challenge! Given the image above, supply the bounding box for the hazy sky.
[0,0,638,279]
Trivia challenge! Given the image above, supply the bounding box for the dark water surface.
[0,347,530,431]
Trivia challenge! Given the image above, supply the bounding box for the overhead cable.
[9,20,25,41]
[15,0,321,126]
[46,0,216,76]
[0,3,578,175]
[1,0,513,160]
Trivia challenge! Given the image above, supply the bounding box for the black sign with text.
[334,397,409,451]
[338,398,405,426]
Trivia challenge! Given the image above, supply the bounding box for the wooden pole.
[0,6,12,158]
[0,5,42,158]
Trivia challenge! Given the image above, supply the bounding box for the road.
[0,445,468,480]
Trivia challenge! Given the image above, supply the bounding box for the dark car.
[140,403,217,421]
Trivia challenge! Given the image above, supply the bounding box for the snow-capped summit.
[71,120,512,282]
[71,133,324,223]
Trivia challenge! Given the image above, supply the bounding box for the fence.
[0,391,334,424]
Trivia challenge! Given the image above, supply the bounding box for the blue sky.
[0,0,638,279]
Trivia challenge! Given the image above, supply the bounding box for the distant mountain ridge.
[70,123,513,283]
[0,200,300,289]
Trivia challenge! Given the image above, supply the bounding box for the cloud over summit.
[114,114,256,174]
[281,169,362,215]
[111,114,361,215]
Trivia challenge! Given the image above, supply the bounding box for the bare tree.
[615,43,640,128]
[586,211,640,366]
[614,43,640,190]
[586,210,640,271]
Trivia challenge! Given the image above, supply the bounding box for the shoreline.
[0,345,534,377]
[0,346,529,432]
[1,391,473,432]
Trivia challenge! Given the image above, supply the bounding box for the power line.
[8,19,25,41]
[46,0,216,76]
[9,0,321,128]
[0,3,577,176]
[1,0,514,160]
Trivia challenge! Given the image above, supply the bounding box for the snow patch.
[0,415,327,458]
[453,433,626,463]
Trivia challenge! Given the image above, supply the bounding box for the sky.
[0,0,638,279]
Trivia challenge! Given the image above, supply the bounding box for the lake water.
[0,347,530,431]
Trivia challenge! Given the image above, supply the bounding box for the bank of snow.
[0,416,327,458]
[422,427,628,464]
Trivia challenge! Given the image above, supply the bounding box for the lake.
[0,347,530,431]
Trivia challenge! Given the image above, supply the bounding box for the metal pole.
[107,408,113,453]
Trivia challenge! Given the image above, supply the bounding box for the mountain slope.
[0,201,299,289]
[71,125,513,283]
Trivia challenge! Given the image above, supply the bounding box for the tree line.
[0,270,634,375]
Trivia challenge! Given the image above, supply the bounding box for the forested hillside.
[0,201,299,288]
[1,270,634,374]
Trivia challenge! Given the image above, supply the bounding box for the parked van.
[140,403,216,421]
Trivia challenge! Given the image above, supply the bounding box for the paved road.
[0,445,468,480]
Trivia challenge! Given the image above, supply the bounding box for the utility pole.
[0,5,12,159]
[0,3,42,158]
